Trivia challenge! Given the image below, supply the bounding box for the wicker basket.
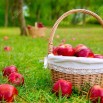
[47,9,103,90]
[27,23,46,38]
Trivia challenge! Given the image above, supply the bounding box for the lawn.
[0,27,103,103]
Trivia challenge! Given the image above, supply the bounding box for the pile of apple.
[53,44,103,59]
[0,65,24,102]
[52,79,103,103]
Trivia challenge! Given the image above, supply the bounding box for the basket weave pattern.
[51,69,103,89]
[48,9,103,89]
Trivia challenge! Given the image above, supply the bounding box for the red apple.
[88,85,103,103]
[27,25,31,30]
[94,54,103,59]
[57,44,75,56]
[2,65,18,77]
[4,46,12,52]
[52,79,72,97]
[74,44,88,53]
[53,46,59,55]
[8,72,24,86]
[0,84,18,102]
[75,48,94,57]
[37,22,44,28]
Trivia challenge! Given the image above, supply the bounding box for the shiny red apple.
[2,65,18,77]
[8,72,24,86]
[88,85,103,103]
[94,54,103,59]
[75,48,94,57]
[74,44,88,53]
[0,84,18,102]
[53,46,59,55]
[4,46,12,52]
[52,79,72,97]
[57,44,75,56]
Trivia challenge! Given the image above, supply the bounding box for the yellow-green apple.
[88,85,103,103]
[2,65,18,77]
[94,54,103,59]
[4,46,12,52]
[57,44,75,56]
[0,84,18,102]
[52,79,72,97]
[8,72,24,86]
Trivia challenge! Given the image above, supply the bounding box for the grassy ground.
[0,27,103,103]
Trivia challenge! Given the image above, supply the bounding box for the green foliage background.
[1,0,103,27]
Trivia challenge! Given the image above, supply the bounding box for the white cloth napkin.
[44,54,103,74]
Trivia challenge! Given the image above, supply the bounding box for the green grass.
[0,27,103,103]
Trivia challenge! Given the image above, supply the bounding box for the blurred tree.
[5,0,9,27]
[11,0,28,36]
[17,0,28,36]
[1,0,103,27]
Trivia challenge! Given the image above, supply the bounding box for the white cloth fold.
[44,54,103,75]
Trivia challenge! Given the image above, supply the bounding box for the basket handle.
[48,9,103,54]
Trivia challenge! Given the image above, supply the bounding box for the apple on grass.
[2,65,18,77]
[55,35,60,39]
[8,72,24,86]
[52,79,72,97]
[4,46,12,52]
[88,85,103,103]
[3,36,9,40]
[0,84,18,102]
[56,44,75,56]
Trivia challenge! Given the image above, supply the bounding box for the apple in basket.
[88,85,103,103]
[8,72,24,86]
[74,44,94,57]
[37,22,44,28]
[75,48,94,57]
[74,44,88,53]
[53,46,59,55]
[94,54,103,59]
[2,65,18,77]
[52,79,72,97]
[56,44,75,56]
[0,84,18,102]
[27,25,32,30]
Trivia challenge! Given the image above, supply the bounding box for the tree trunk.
[5,0,9,27]
[17,0,28,36]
